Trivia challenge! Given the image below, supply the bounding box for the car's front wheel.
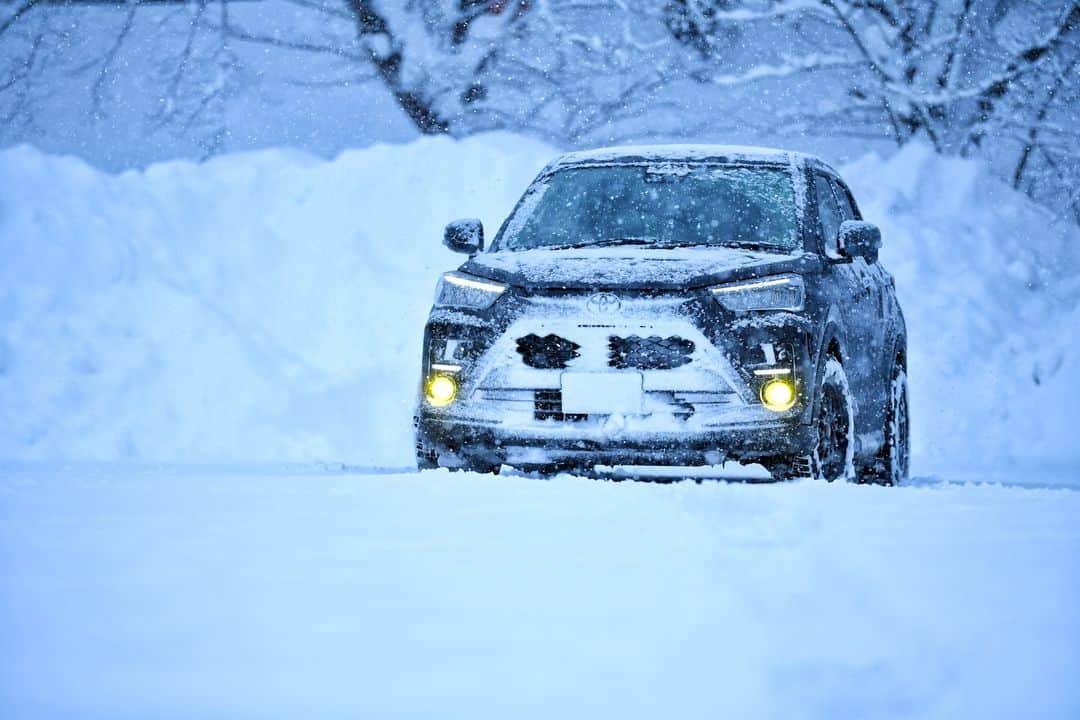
[768,355,854,482]
[878,362,910,485]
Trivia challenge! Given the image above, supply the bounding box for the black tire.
[768,356,854,482]
[864,367,907,483]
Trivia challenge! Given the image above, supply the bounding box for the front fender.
[806,304,849,425]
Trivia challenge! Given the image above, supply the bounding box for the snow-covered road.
[2,465,1078,719]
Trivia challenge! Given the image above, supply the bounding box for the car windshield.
[494,164,799,252]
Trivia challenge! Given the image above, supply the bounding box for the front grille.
[608,335,695,370]
[516,333,581,369]
[534,390,586,422]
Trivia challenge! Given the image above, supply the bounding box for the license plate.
[560,372,644,415]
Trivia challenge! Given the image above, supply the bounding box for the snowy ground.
[2,464,1078,719]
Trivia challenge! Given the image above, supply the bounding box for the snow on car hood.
[463,246,811,290]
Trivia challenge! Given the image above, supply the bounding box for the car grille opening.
[608,335,695,370]
[534,390,586,422]
[516,333,581,369]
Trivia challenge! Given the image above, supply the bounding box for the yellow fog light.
[761,378,796,412]
[426,375,458,407]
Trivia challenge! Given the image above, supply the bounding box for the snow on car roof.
[549,144,821,168]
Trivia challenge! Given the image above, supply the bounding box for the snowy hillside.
[1,136,1078,471]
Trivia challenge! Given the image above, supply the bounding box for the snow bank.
[843,143,1080,469]
[1,137,1077,469]
[0,134,552,464]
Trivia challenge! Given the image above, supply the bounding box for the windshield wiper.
[547,237,783,252]
[653,240,779,251]
[722,240,778,251]
[554,237,654,250]
[649,240,711,249]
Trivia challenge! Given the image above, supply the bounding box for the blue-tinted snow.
[0,134,1077,470]
[0,464,1077,718]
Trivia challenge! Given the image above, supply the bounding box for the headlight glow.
[426,375,458,406]
[434,272,506,309]
[760,378,796,412]
[711,274,805,312]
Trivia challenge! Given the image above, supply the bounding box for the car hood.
[462,246,816,290]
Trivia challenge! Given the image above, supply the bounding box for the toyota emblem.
[586,292,621,315]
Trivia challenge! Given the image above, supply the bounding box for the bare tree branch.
[1013,55,1078,189]
[0,0,42,38]
[90,5,137,115]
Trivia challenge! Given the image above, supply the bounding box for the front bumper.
[415,413,814,468]
[417,289,818,469]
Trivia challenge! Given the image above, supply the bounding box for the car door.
[813,173,876,398]
[833,179,890,394]
[833,179,885,347]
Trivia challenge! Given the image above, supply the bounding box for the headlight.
[426,375,458,406]
[710,274,805,312]
[434,272,507,310]
[760,378,797,411]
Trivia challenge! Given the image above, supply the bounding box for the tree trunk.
[345,0,450,135]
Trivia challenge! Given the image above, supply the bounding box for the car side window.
[832,181,856,221]
[814,174,842,257]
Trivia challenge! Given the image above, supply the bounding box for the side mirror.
[444,218,484,255]
[837,220,881,263]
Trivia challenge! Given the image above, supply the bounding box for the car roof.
[547,144,837,175]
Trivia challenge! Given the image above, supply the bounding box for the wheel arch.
[807,314,847,425]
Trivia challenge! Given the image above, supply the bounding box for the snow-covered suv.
[414,145,908,484]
